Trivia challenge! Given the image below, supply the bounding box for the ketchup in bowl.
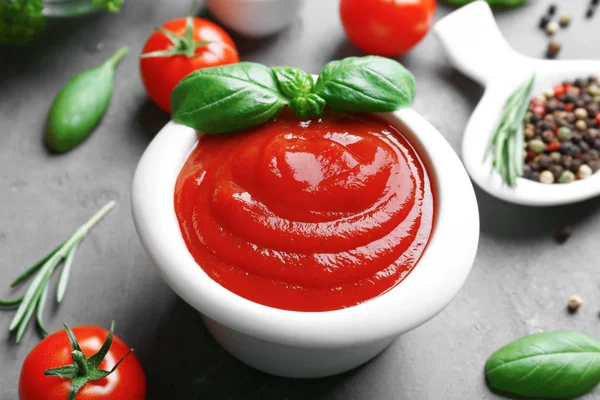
[174,110,434,312]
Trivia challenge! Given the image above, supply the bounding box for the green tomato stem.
[72,351,89,376]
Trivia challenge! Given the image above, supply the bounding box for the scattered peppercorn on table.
[2,1,600,399]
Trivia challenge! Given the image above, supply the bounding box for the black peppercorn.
[561,142,575,155]
[540,15,551,28]
[586,7,594,18]
[594,138,600,150]
[529,161,541,171]
[545,101,557,113]
[542,130,555,143]
[547,39,561,58]
[570,158,583,172]
[554,224,572,244]
[538,154,552,169]
[589,160,600,172]
[549,164,564,180]
[565,93,578,104]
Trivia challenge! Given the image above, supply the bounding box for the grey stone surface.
[2,0,600,399]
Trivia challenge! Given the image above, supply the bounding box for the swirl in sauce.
[175,110,434,311]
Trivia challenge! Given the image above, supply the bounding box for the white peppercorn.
[539,170,555,184]
[568,295,582,311]
[544,88,555,99]
[575,120,588,131]
[574,108,589,119]
[546,21,559,35]
[578,164,593,179]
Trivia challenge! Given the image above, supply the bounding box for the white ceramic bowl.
[132,108,479,378]
[435,1,600,206]
[206,0,304,37]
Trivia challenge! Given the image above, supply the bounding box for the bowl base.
[202,315,396,378]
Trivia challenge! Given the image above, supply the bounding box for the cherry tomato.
[140,17,240,113]
[19,325,146,400]
[340,0,436,56]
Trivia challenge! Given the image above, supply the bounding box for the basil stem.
[171,56,416,135]
[272,66,326,119]
[0,201,115,343]
[486,331,600,399]
[485,74,535,187]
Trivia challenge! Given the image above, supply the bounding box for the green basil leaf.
[273,66,325,119]
[486,331,600,399]
[171,62,288,135]
[272,66,314,98]
[314,56,415,113]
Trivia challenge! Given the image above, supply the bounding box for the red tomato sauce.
[175,110,435,311]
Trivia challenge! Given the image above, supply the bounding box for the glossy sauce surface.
[175,111,435,311]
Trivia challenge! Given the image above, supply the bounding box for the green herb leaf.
[171,62,288,135]
[315,56,416,113]
[171,57,417,134]
[57,242,79,303]
[273,66,326,119]
[92,0,124,12]
[272,66,314,98]
[2,202,116,343]
[486,331,600,399]
[0,0,46,45]
[485,74,534,187]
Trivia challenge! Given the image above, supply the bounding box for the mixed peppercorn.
[523,76,600,184]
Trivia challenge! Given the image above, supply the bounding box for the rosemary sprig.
[0,201,116,343]
[485,74,535,187]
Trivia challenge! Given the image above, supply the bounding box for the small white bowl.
[132,107,479,378]
[206,0,304,37]
[435,1,600,206]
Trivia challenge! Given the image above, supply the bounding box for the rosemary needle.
[0,201,115,343]
[485,74,535,187]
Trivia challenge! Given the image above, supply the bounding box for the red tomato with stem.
[140,17,240,113]
[19,323,146,400]
[340,0,436,56]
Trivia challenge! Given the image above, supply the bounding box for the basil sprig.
[171,56,415,135]
[486,331,600,399]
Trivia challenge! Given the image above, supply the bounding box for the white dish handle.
[434,1,526,86]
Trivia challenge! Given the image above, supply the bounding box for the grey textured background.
[2,0,600,399]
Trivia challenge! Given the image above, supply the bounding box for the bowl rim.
[132,107,479,348]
